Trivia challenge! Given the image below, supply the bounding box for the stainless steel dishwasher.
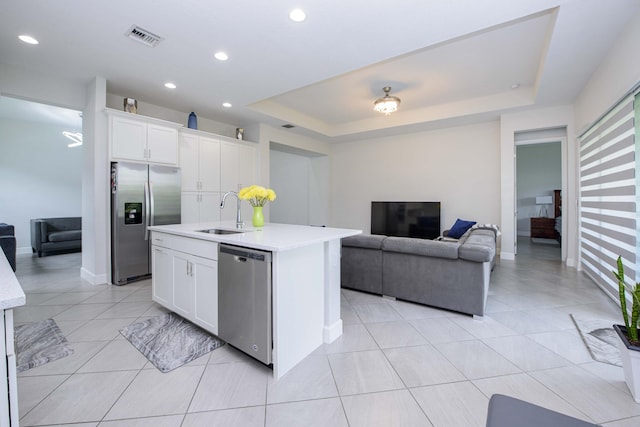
[218,244,273,365]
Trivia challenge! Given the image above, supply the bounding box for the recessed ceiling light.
[222,102,232,108]
[289,8,306,22]
[164,82,177,89]
[511,83,520,89]
[18,35,39,45]
[214,51,229,61]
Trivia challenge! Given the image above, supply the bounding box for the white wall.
[574,8,640,133]
[516,142,562,235]
[254,124,332,223]
[269,148,331,226]
[0,117,83,251]
[270,150,310,225]
[331,121,501,237]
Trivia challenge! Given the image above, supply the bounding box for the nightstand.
[530,217,556,239]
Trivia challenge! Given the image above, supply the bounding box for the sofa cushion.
[447,218,477,239]
[48,230,81,243]
[342,234,386,249]
[382,236,459,260]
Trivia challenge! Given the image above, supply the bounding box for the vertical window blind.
[579,92,638,298]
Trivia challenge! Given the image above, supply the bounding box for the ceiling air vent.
[282,124,295,129]
[126,25,163,47]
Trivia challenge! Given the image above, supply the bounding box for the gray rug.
[120,312,225,373]
[571,314,622,367]
[15,319,74,372]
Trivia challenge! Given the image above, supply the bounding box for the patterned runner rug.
[120,312,225,373]
[15,318,74,372]
[571,314,622,367]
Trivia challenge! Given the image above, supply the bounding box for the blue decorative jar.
[188,112,197,129]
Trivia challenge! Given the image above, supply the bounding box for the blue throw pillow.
[448,219,476,239]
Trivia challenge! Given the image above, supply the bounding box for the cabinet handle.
[148,148,151,159]
[187,261,193,276]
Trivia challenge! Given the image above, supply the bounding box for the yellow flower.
[238,185,277,207]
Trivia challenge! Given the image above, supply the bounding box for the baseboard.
[323,319,343,344]
[500,252,515,261]
[80,267,107,285]
[16,247,32,255]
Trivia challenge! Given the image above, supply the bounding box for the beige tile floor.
[12,238,640,426]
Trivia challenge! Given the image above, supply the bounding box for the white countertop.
[0,252,26,310]
[148,221,361,252]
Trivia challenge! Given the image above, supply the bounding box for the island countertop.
[148,221,362,252]
[0,253,25,310]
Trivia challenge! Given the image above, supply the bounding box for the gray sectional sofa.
[30,217,82,257]
[341,227,497,316]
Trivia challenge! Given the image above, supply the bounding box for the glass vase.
[252,206,264,228]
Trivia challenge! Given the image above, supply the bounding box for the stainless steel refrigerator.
[110,161,181,285]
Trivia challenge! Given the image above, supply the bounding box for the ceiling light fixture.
[164,82,176,89]
[18,35,39,45]
[214,51,229,61]
[289,8,306,22]
[63,131,83,148]
[373,86,401,115]
[222,102,232,108]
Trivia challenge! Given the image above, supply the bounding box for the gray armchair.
[30,217,82,257]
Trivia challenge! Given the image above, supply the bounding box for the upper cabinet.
[179,131,221,192]
[108,109,181,165]
[221,138,257,193]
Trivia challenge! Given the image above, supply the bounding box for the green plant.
[613,255,640,344]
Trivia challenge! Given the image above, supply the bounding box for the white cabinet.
[179,131,220,192]
[172,252,194,318]
[151,246,173,306]
[151,232,218,334]
[193,256,218,331]
[180,131,223,223]
[108,110,180,165]
[182,192,220,224]
[220,139,257,224]
[221,139,257,193]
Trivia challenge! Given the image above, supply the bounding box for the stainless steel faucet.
[220,191,244,229]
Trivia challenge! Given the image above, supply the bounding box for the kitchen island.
[147,221,361,379]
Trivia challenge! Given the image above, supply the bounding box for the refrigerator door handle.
[144,181,151,241]
[149,181,155,228]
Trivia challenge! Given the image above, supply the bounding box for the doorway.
[514,129,565,260]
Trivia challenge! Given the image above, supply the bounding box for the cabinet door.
[147,124,178,165]
[179,133,200,191]
[151,246,173,307]
[220,141,239,192]
[172,253,194,318]
[193,256,218,333]
[111,116,146,161]
[181,192,200,224]
[238,144,257,190]
[199,136,221,192]
[199,192,221,223]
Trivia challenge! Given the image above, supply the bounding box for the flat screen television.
[371,201,441,239]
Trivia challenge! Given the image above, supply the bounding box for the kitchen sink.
[197,228,246,235]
